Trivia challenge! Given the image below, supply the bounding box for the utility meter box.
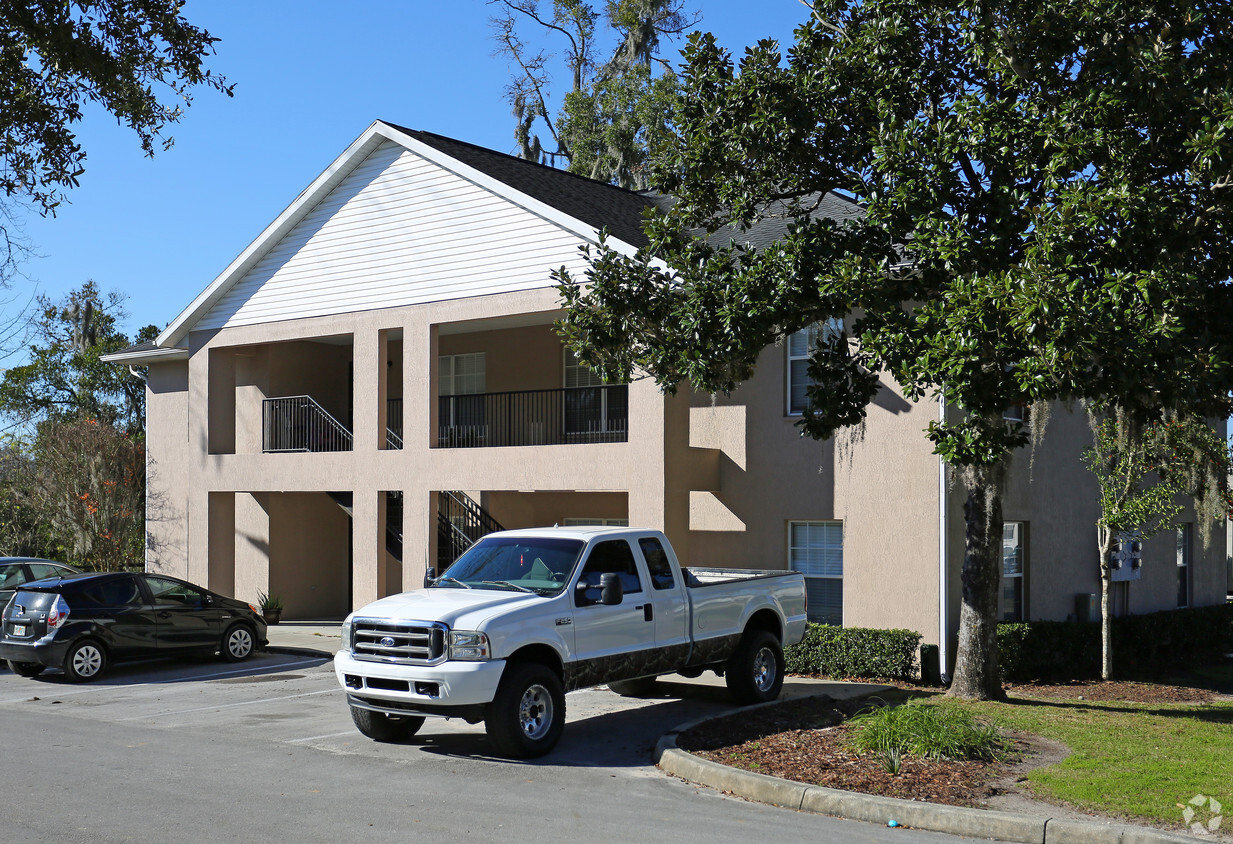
[1108,530,1143,582]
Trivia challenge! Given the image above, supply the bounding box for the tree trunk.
[1100,572,1113,680]
[947,461,1008,701]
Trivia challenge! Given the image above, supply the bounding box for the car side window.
[0,564,25,589]
[577,539,643,603]
[144,576,205,608]
[86,578,143,607]
[27,563,67,580]
[638,538,676,590]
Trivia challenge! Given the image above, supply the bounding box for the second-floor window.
[439,352,485,397]
[787,318,843,415]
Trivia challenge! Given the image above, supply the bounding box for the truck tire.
[350,705,425,742]
[608,676,658,697]
[725,630,784,705]
[485,662,565,758]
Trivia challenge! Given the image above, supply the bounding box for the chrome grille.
[352,619,446,665]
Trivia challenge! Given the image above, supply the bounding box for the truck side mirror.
[574,581,593,607]
[600,573,624,605]
[424,567,437,589]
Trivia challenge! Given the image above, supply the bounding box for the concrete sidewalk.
[263,620,342,656]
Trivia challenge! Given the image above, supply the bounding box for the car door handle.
[634,604,653,622]
[157,611,172,619]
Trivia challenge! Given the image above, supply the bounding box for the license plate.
[11,624,25,636]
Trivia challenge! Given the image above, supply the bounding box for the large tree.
[0,0,231,284]
[557,0,1233,698]
[490,0,697,188]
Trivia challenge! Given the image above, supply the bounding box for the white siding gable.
[197,140,592,330]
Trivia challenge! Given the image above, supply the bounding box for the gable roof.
[137,121,658,354]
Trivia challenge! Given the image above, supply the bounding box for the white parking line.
[113,687,339,720]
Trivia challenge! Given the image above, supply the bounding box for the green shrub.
[848,699,1008,761]
[997,603,1233,682]
[785,624,922,680]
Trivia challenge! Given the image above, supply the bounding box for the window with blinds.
[1001,522,1025,622]
[787,318,843,415]
[789,520,843,625]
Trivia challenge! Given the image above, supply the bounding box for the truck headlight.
[340,615,353,651]
[448,630,490,661]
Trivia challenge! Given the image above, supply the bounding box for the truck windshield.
[438,537,585,595]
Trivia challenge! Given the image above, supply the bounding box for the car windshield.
[437,537,585,595]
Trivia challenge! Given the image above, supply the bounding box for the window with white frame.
[563,348,627,438]
[1177,523,1192,608]
[1001,521,1025,622]
[439,352,485,397]
[787,318,844,415]
[789,521,843,625]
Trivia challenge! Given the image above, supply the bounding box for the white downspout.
[938,394,949,683]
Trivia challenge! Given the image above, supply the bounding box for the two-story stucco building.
[107,121,1229,677]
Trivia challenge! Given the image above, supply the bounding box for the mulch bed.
[676,677,1232,808]
[678,695,1018,806]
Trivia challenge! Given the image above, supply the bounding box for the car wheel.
[7,660,45,678]
[485,662,565,758]
[608,676,658,697]
[63,639,107,683]
[349,706,425,742]
[724,629,784,705]
[220,624,256,662]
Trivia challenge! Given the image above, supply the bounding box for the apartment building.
[108,121,1228,675]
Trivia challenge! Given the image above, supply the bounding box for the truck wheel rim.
[73,646,102,677]
[753,646,776,692]
[518,683,554,740]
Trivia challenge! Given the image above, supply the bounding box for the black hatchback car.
[0,571,268,682]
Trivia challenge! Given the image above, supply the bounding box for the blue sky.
[10,1,811,341]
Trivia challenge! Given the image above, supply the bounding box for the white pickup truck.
[334,526,808,757]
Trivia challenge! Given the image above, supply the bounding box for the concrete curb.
[265,646,334,659]
[653,708,1198,844]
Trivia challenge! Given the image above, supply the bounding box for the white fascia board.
[380,123,645,262]
[101,346,189,364]
[156,122,395,348]
[156,121,653,349]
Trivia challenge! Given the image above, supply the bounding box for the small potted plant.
[257,590,284,625]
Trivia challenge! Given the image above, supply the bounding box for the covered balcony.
[436,384,627,448]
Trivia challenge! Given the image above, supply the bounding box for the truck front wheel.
[725,630,784,705]
[350,706,425,742]
[485,662,565,758]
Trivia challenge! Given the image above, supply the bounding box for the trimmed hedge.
[997,603,1233,682]
[785,623,922,680]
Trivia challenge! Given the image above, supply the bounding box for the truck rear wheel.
[485,662,565,758]
[725,630,784,705]
[350,705,425,742]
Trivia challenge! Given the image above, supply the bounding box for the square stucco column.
[354,330,380,453]
[234,492,270,606]
[351,489,380,610]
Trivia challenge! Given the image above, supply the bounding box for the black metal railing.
[386,398,403,450]
[436,490,504,569]
[436,385,628,448]
[263,396,353,453]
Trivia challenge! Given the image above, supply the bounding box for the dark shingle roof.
[382,122,658,248]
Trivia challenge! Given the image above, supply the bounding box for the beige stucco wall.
[143,286,1227,639]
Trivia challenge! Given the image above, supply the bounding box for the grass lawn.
[954,691,1233,826]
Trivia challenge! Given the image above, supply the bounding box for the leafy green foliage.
[0,0,232,215]
[848,699,1009,762]
[491,0,695,187]
[998,604,1233,682]
[783,623,922,680]
[0,281,155,433]
[558,0,1233,698]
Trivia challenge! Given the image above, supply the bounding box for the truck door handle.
[639,604,653,622]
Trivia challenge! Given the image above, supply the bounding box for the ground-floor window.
[1177,523,1192,608]
[789,521,843,625]
[1001,521,1026,622]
